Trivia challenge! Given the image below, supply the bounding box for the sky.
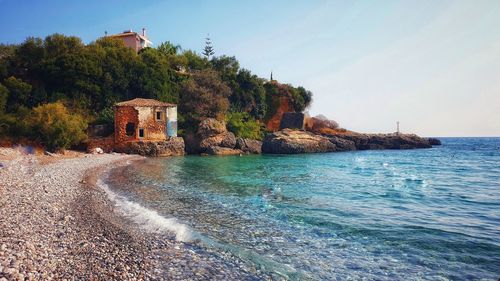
[0,0,499,137]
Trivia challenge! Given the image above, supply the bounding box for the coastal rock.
[262,129,336,154]
[263,129,437,154]
[427,138,442,145]
[184,118,238,154]
[115,138,185,156]
[338,133,432,150]
[199,132,236,150]
[235,138,262,154]
[205,146,243,156]
[197,118,227,139]
[327,136,357,151]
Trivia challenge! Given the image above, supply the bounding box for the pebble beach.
[0,149,271,280]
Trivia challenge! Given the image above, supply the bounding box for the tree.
[29,102,87,151]
[179,69,230,128]
[3,76,32,111]
[226,112,263,140]
[202,36,215,59]
[157,41,181,56]
[0,83,8,113]
[182,50,209,71]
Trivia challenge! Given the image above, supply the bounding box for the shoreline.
[0,151,271,280]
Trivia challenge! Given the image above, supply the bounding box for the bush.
[226,112,263,140]
[29,102,87,151]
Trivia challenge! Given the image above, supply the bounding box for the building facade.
[107,28,152,53]
[114,98,177,144]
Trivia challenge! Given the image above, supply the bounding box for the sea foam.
[97,178,193,242]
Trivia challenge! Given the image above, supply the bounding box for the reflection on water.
[106,138,500,280]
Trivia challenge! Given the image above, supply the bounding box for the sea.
[101,137,500,280]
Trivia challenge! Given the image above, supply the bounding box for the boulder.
[205,146,243,156]
[262,129,337,154]
[90,147,104,154]
[220,132,237,148]
[197,118,227,138]
[427,138,442,145]
[184,118,237,154]
[235,138,262,154]
[327,136,356,151]
[115,137,185,156]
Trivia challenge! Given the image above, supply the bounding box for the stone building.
[114,98,177,145]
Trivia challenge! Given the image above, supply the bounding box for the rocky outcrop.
[262,129,336,154]
[115,137,185,156]
[427,138,442,145]
[205,146,243,156]
[185,118,256,155]
[235,138,262,154]
[334,133,432,150]
[263,129,441,154]
[327,135,357,151]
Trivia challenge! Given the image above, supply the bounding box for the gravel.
[0,152,273,280]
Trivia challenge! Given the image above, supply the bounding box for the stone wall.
[86,136,115,153]
[136,106,168,141]
[114,106,139,144]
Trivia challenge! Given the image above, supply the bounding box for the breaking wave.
[97,178,193,242]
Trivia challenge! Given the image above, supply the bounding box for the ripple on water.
[105,138,500,280]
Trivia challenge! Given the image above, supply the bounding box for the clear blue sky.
[1,0,499,136]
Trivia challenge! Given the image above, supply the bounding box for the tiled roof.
[115,98,176,107]
[108,32,136,38]
[108,32,152,44]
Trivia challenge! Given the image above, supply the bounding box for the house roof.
[115,98,176,107]
[108,32,153,45]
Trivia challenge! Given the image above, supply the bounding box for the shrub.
[29,102,87,151]
[226,112,263,140]
[0,83,8,113]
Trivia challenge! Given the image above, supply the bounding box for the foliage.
[179,70,231,129]
[29,102,87,151]
[157,41,181,55]
[0,83,8,113]
[0,33,314,144]
[93,107,114,125]
[203,36,215,59]
[3,76,32,111]
[226,112,263,140]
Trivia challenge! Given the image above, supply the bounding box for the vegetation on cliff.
[0,34,312,150]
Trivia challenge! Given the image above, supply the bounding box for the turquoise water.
[106,138,500,280]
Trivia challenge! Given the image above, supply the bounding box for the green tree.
[182,50,209,71]
[29,102,87,151]
[0,83,8,113]
[3,76,32,111]
[202,36,215,59]
[157,41,181,55]
[179,69,230,128]
[226,112,263,140]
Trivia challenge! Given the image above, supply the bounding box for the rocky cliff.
[184,118,262,155]
[262,129,440,154]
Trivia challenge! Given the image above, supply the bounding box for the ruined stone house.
[114,98,177,145]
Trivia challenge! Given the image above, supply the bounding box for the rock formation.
[184,118,244,155]
[114,137,185,156]
[262,129,336,154]
[235,138,262,154]
[262,129,440,154]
